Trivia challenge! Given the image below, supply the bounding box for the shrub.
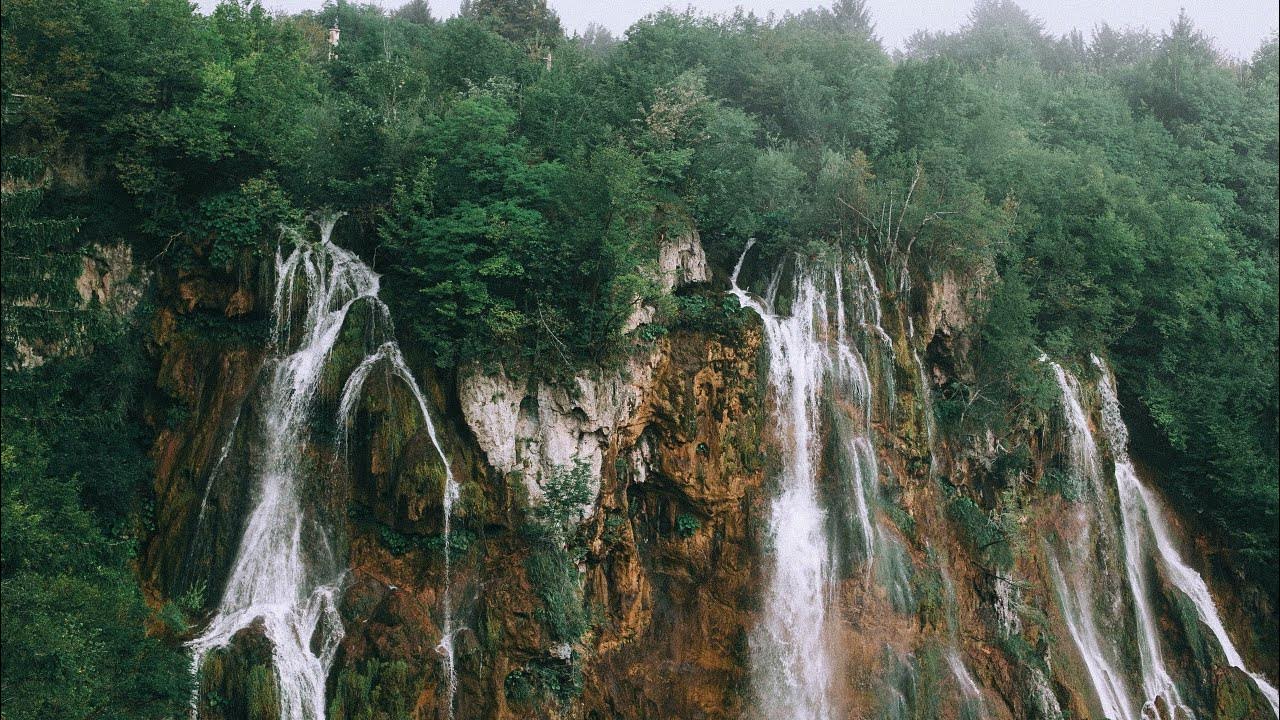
[675,512,701,538]
[523,461,593,644]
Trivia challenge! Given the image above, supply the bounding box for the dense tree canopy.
[1,1,1276,715]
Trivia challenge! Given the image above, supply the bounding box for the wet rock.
[195,620,281,720]
[1214,666,1274,719]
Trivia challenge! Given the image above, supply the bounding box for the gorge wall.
[142,219,1278,720]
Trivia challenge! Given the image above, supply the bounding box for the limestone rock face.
[76,242,144,314]
[457,368,523,474]
[13,241,146,369]
[459,349,663,507]
[578,326,767,720]
[461,229,708,503]
[332,321,767,720]
[655,228,709,292]
[625,228,710,331]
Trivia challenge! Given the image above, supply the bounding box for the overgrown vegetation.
[1,0,1276,710]
[675,512,702,538]
[523,461,592,645]
[330,659,414,720]
[503,656,584,708]
[944,482,1021,572]
[1,152,188,715]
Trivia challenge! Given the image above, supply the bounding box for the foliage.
[503,656,583,707]
[1041,467,1084,503]
[0,253,187,718]
[464,0,562,45]
[1,4,1277,713]
[944,485,1014,571]
[675,513,702,538]
[330,659,414,720]
[522,461,592,644]
[0,155,87,364]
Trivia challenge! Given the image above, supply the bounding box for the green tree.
[462,0,562,45]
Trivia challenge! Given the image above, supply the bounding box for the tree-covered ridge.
[1,0,1276,717]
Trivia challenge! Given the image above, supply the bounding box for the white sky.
[211,0,1279,60]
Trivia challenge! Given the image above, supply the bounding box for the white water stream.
[1093,355,1279,718]
[1048,356,1278,719]
[188,216,458,720]
[730,242,883,720]
[1048,359,1187,720]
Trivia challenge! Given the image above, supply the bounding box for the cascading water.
[186,216,458,720]
[730,242,883,719]
[856,253,895,419]
[1049,554,1138,720]
[1047,359,1186,720]
[1092,356,1279,718]
[337,341,460,717]
[731,245,834,719]
[831,251,879,570]
[938,561,986,715]
[1048,356,1279,719]
[906,313,940,484]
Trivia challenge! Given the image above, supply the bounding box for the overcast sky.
[214,0,1278,60]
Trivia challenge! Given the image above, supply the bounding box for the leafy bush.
[945,488,1014,571]
[675,512,701,538]
[523,461,593,644]
[504,657,583,707]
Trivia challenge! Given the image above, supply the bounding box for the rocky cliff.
[141,225,1278,720]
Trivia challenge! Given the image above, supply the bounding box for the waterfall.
[1048,555,1139,720]
[730,242,882,720]
[1048,356,1278,719]
[1092,356,1279,718]
[909,329,938,480]
[938,562,986,714]
[947,649,983,701]
[187,216,457,720]
[856,253,895,419]
[337,341,460,719]
[1047,359,1187,720]
[856,253,891,347]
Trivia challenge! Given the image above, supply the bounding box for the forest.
[1,0,1276,717]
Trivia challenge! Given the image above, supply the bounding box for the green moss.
[1041,467,1084,502]
[317,325,368,404]
[196,639,279,720]
[458,478,492,521]
[912,558,946,630]
[245,666,280,720]
[997,627,1050,679]
[330,659,413,720]
[404,458,448,503]
[480,606,503,653]
[882,491,918,541]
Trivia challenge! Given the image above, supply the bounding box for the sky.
[210,0,1279,60]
